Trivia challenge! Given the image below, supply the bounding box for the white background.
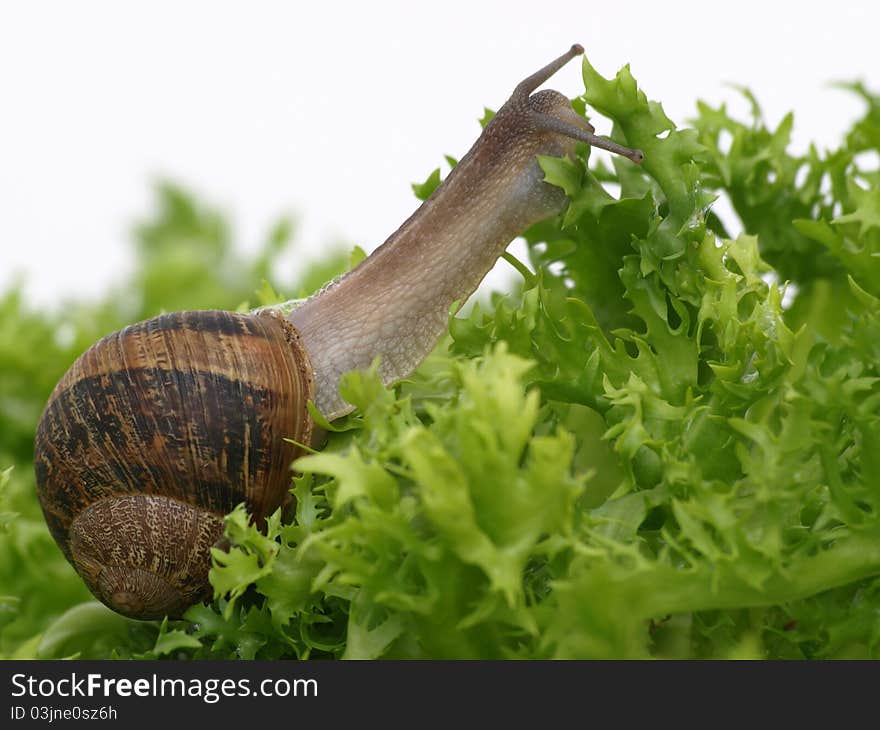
[1,0,877,308]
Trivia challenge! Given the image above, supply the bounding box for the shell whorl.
[33,310,315,620]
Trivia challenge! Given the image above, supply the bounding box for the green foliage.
[2,60,880,659]
[692,82,880,340]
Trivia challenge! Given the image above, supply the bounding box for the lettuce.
[3,56,880,659]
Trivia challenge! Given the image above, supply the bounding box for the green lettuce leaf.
[4,54,880,660]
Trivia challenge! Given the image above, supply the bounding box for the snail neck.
[288,122,571,420]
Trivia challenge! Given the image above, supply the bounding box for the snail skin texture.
[33,44,643,621]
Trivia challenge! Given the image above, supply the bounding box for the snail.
[33,44,643,621]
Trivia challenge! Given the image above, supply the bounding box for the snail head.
[491,44,644,164]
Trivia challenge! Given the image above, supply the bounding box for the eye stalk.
[507,43,644,164]
[512,43,586,98]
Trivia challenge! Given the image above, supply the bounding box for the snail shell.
[33,310,315,619]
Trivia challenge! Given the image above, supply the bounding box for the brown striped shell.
[33,309,316,620]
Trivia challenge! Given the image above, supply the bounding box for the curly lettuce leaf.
[4,55,880,660]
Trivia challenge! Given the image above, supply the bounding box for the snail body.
[33,45,643,620]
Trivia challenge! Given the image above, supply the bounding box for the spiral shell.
[33,310,315,620]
